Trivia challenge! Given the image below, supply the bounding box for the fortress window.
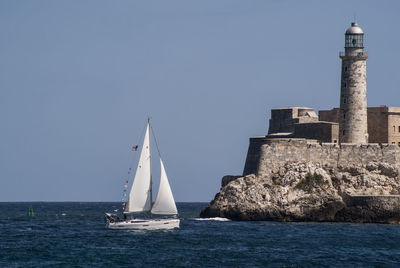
[343,113,346,119]
[344,67,348,72]
[398,142,400,147]
[343,130,345,136]
[343,98,346,104]
[398,126,400,132]
[344,82,347,88]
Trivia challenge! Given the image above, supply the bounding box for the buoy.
[28,205,34,217]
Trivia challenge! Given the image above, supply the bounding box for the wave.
[193,217,231,221]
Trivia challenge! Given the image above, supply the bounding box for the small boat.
[105,118,179,230]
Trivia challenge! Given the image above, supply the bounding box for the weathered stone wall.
[268,107,318,134]
[293,122,338,143]
[243,138,400,176]
[368,107,388,143]
[243,137,272,176]
[268,109,293,134]
[319,108,339,123]
[387,107,400,145]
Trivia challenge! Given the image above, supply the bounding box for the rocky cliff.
[201,139,400,223]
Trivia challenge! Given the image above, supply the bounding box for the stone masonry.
[339,56,368,144]
[243,138,400,177]
[268,107,318,135]
[267,107,338,143]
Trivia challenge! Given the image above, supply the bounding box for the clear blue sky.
[1,1,399,202]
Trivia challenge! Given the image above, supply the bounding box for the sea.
[1,202,400,267]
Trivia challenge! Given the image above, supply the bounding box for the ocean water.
[1,202,400,267]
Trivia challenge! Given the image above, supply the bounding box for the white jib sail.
[151,159,178,215]
[126,122,152,213]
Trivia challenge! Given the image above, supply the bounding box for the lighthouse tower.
[339,22,368,144]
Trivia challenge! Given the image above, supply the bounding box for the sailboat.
[105,119,180,230]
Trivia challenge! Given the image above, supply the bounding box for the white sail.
[151,159,178,215]
[126,122,152,213]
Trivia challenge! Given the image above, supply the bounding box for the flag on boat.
[132,145,138,151]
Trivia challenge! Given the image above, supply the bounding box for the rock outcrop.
[200,161,400,223]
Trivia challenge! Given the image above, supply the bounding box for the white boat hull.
[106,218,180,230]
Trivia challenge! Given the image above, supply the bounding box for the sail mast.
[148,117,153,211]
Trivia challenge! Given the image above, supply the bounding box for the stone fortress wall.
[243,138,400,177]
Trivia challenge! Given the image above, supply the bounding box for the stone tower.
[339,22,368,144]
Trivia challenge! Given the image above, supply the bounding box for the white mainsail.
[151,159,178,215]
[126,122,152,213]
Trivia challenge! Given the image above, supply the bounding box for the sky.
[1,1,400,202]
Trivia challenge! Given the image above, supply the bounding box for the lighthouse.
[339,22,368,144]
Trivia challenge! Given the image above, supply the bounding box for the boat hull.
[106,218,180,230]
